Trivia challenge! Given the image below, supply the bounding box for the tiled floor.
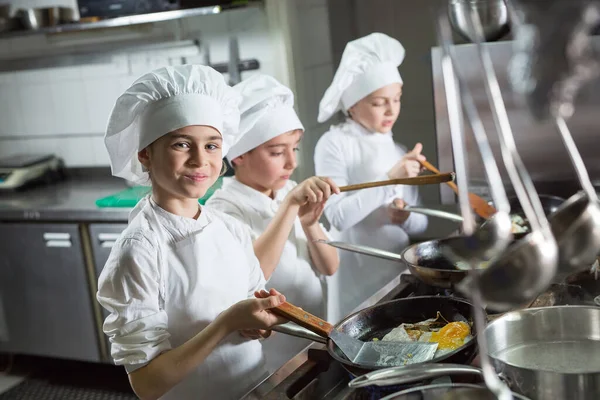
[0,354,135,398]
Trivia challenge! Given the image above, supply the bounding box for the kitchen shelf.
[0,38,202,72]
[0,2,258,40]
[0,35,259,75]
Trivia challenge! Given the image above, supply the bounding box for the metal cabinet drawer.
[0,223,101,362]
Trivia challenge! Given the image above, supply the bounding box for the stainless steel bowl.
[550,191,600,277]
[448,0,510,42]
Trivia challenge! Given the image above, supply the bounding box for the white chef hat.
[226,74,304,162]
[318,33,406,123]
[104,64,242,185]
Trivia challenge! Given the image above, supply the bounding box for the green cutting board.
[96,177,224,208]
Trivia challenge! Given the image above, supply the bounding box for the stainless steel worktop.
[0,170,132,222]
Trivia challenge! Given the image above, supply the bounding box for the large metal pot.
[350,306,600,400]
[448,0,510,42]
[485,305,600,399]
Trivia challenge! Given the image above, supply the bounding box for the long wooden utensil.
[272,301,438,367]
[339,172,455,193]
[420,160,496,219]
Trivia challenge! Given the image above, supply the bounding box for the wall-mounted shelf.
[0,3,258,40]
[0,36,260,78]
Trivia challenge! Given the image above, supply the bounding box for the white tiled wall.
[0,6,278,167]
[287,0,335,180]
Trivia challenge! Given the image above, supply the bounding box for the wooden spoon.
[420,160,496,219]
[339,172,455,193]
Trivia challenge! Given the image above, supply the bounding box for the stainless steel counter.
[0,171,132,222]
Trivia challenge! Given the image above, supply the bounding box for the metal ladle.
[549,118,600,276]
[437,13,513,400]
[436,14,513,267]
[450,6,558,312]
[505,0,600,276]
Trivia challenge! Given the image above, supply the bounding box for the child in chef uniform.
[315,33,429,323]
[207,74,340,372]
[96,65,336,400]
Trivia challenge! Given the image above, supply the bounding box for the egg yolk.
[429,321,470,350]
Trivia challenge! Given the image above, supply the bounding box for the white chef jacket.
[207,178,327,373]
[96,195,268,400]
[314,118,428,323]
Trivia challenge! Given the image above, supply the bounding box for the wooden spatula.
[420,160,496,219]
[339,172,455,192]
[272,302,438,367]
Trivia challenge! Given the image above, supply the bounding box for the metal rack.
[0,4,259,40]
[0,3,261,80]
[0,36,260,80]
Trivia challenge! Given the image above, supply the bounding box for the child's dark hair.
[220,161,229,176]
[222,159,235,177]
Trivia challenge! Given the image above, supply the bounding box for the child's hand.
[239,329,273,340]
[286,177,340,208]
[387,143,426,180]
[299,201,325,228]
[221,289,287,333]
[388,198,410,225]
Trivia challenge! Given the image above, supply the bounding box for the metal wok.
[273,296,482,377]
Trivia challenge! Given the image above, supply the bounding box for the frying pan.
[319,238,479,289]
[273,296,481,377]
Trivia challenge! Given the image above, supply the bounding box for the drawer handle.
[43,232,71,240]
[45,240,72,248]
[98,233,121,241]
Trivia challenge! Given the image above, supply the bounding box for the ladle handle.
[272,302,333,338]
[555,116,598,201]
[467,6,548,235]
[338,173,455,192]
